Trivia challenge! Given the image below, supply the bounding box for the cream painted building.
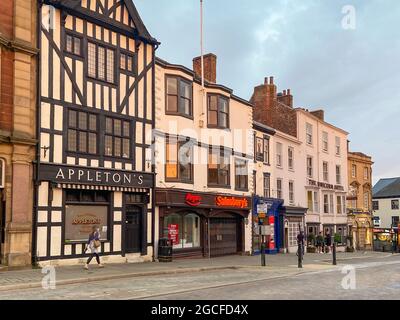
[154,54,254,259]
[296,108,349,248]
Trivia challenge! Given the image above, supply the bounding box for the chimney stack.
[310,109,325,121]
[193,53,217,84]
[277,88,293,108]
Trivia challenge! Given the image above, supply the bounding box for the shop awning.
[56,183,149,193]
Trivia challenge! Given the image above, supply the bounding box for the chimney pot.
[264,77,269,85]
[269,76,274,84]
[283,90,287,95]
[287,89,291,95]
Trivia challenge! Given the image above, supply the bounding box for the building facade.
[34,0,158,266]
[251,77,349,251]
[251,78,307,254]
[347,151,373,250]
[0,0,38,266]
[154,54,254,259]
[372,178,400,229]
[297,108,349,249]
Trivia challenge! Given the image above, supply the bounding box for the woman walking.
[84,226,104,270]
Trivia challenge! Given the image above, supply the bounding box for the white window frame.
[314,191,319,213]
[276,142,282,168]
[323,161,329,182]
[306,123,313,145]
[322,131,328,152]
[335,136,341,155]
[307,156,313,178]
[289,181,295,205]
[276,178,283,199]
[336,165,341,185]
[329,194,334,213]
[288,147,294,170]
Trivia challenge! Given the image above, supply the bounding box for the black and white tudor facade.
[35,0,158,265]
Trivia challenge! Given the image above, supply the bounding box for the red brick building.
[0,0,38,266]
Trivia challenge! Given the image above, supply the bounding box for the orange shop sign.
[216,196,249,209]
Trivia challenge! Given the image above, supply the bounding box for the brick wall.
[0,49,14,133]
[251,77,297,138]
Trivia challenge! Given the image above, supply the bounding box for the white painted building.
[372,178,400,228]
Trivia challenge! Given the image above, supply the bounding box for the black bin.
[158,238,173,262]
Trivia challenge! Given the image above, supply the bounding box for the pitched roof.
[373,178,400,198]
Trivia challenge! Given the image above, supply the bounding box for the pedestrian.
[316,232,324,254]
[84,226,104,270]
[325,231,332,254]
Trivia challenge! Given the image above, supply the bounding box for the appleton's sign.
[39,164,154,188]
[216,196,249,209]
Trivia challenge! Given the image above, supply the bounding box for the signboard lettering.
[168,224,179,245]
[39,164,153,188]
[185,193,202,207]
[216,196,249,209]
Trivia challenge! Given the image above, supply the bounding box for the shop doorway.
[210,218,239,257]
[125,205,142,253]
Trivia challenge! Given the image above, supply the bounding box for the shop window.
[67,110,98,155]
[336,226,347,245]
[166,137,193,183]
[235,158,248,191]
[105,117,131,158]
[207,94,229,129]
[164,213,201,250]
[208,148,230,187]
[166,76,193,118]
[65,190,110,243]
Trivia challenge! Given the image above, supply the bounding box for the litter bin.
[158,238,173,262]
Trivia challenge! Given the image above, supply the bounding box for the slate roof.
[373,178,400,199]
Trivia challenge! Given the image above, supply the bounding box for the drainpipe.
[32,0,42,267]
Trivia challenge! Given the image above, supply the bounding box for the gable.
[82,0,136,28]
[43,0,158,45]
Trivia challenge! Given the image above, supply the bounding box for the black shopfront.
[34,164,154,263]
[156,189,251,259]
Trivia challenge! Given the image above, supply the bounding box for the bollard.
[261,241,266,267]
[333,243,337,265]
[298,242,302,268]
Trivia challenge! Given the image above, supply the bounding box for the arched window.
[164,213,201,249]
[0,159,4,188]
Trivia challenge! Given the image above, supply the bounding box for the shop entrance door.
[358,228,366,249]
[210,218,238,257]
[125,206,142,253]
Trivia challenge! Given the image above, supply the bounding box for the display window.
[164,213,201,249]
[65,190,110,243]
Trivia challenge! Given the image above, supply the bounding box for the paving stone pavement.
[0,251,394,292]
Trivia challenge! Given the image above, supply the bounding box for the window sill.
[207,126,231,131]
[207,184,231,190]
[165,179,194,185]
[165,112,194,120]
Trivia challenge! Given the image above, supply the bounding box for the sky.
[134,0,400,185]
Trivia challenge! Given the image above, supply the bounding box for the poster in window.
[65,205,108,242]
[168,224,179,246]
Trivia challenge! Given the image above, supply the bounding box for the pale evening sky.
[134,0,400,184]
